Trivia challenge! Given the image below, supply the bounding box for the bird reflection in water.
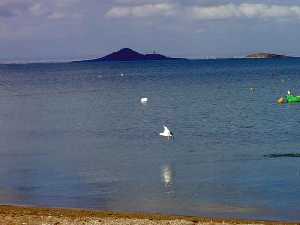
[161,165,175,194]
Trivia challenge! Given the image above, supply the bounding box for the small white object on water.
[120,73,124,77]
[140,97,148,104]
[160,125,173,137]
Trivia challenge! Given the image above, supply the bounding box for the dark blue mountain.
[76,48,183,62]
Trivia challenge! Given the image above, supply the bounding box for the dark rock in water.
[246,52,291,59]
[264,153,300,158]
[75,48,184,62]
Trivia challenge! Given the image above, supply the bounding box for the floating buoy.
[277,97,286,104]
[140,97,148,104]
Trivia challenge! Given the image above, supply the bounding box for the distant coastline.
[0,49,298,64]
[73,49,295,63]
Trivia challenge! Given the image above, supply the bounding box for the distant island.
[71,49,297,63]
[76,48,184,62]
[246,52,291,59]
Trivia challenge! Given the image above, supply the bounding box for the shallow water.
[0,59,300,221]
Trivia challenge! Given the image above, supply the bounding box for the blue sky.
[1,0,300,62]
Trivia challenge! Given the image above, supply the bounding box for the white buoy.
[160,125,173,138]
[120,73,124,77]
[140,97,148,104]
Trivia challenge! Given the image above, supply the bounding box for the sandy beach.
[0,205,296,225]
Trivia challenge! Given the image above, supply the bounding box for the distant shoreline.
[1,56,299,65]
[1,49,298,65]
[0,205,295,225]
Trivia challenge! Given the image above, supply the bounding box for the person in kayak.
[287,90,292,96]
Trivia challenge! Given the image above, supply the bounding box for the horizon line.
[0,49,298,64]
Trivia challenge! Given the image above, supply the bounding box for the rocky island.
[246,52,290,59]
[77,48,183,62]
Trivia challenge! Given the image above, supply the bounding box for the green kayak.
[286,95,300,103]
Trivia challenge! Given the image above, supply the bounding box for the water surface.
[0,59,300,221]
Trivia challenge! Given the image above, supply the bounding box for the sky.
[1,0,300,62]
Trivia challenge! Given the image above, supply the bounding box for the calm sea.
[0,59,300,221]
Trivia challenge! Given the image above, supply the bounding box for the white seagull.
[140,97,148,104]
[160,125,173,138]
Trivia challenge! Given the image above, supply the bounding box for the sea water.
[0,59,300,221]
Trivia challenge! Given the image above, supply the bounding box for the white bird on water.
[160,125,173,138]
[140,97,148,104]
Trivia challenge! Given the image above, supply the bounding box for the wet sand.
[0,205,296,225]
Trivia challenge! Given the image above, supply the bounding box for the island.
[75,48,184,62]
[246,52,291,59]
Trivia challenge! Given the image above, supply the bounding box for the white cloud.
[0,0,34,18]
[29,3,46,16]
[0,0,80,20]
[106,3,176,18]
[113,0,172,4]
[189,4,240,20]
[189,3,300,20]
[48,12,65,20]
[106,3,300,21]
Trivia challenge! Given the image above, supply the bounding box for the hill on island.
[77,48,183,62]
[246,52,291,59]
